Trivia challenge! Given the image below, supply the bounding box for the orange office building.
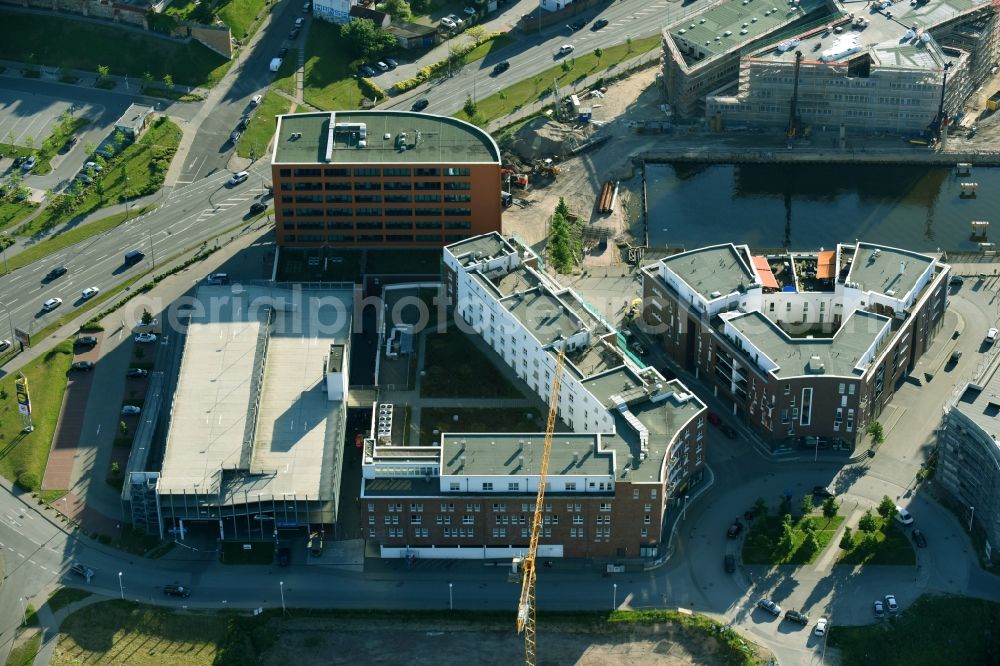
[270,111,503,247]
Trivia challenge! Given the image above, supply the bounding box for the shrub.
[358,77,386,102]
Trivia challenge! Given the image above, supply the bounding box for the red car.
[707,412,721,426]
[354,432,364,450]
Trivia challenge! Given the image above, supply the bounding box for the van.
[124,249,145,265]
[206,273,229,285]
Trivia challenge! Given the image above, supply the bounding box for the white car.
[463,6,477,15]
[250,94,262,106]
[134,333,158,343]
[83,161,103,173]
[376,61,389,72]
[558,44,575,55]
[0,339,10,351]
[814,617,828,636]
[227,171,249,186]
[885,594,898,612]
[81,287,100,300]
[894,506,913,525]
[987,327,998,344]
[42,297,63,312]
[440,16,456,28]
[121,405,141,415]
[448,14,464,26]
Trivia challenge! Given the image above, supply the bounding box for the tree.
[800,494,812,517]
[839,525,853,550]
[877,495,897,521]
[778,521,794,555]
[594,47,603,64]
[867,420,885,446]
[119,420,128,436]
[822,496,838,519]
[561,59,571,73]
[141,309,154,325]
[801,517,815,534]
[379,0,412,21]
[114,130,127,149]
[24,136,33,151]
[803,532,821,557]
[463,95,478,118]
[340,18,396,61]
[626,35,633,54]
[163,73,174,90]
[555,197,570,219]
[111,461,120,475]
[548,210,573,272]
[466,24,486,46]
[858,510,878,534]
[754,497,767,519]
[97,64,110,81]
[84,141,96,156]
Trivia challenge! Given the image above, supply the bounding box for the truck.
[270,57,283,72]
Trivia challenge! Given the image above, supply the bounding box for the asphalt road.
[0,167,272,344]
[381,0,707,116]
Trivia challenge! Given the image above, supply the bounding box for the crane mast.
[515,348,566,666]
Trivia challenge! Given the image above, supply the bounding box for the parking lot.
[0,90,83,147]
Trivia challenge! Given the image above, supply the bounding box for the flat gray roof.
[442,434,615,477]
[660,244,756,301]
[501,288,584,347]
[726,309,889,378]
[846,242,934,298]
[159,285,351,499]
[447,233,515,267]
[273,111,500,165]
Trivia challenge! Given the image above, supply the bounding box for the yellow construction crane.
[515,348,565,666]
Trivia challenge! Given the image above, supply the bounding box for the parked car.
[163,584,191,597]
[949,350,963,364]
[76,173,93,185]
[126,368,149,378]
[45,266,68,281]
[251,94,263,105]
[206,273,229,285]
[873,599,885,616]
[21,156,36,173]
[59,136,78,154]
[629,341,647,356]
[289,27,300,39]
[83,161,103,173]
[250,202,267,215]
[911,529,927,547]
[121,405,141,415]
[278,46,289,58]
[227,171,250,186]
[0,339,10,352]
[724,554,735,573]
[440,16,457,28]
[492,60,511,76]
[75,336,98,347]
[720,424,738,439]
[411,98,429,112]
[81,287,100,300]
[812,486,835,498]
[757,599,781,616]
[569,20,586,30]
[814,617,828,636]
[302,1,311,11]
[294,17,304,27]
[885,594,898,612]
[447,14,464,27]
[464,6,477,15]
[558,44,575,56]
[278,547,291,566]
[71,563,94,580]
[71,361,95,371]
[360,65,377,77]
[784,609,809,625]
[726,521,743,538]
[894,506,914,526]
[987,327,998,344]
[385,58,399,68]
[376,61,390,72]
[592,18,609,30]
[949,275,965,286]
[42,297,63,312]
[134,333,158,344]
[230,130,241,143]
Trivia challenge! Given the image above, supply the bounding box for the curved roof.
[273,110,500,164]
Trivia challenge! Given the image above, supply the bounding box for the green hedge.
[358,77,386,102]
[391,31,504,94]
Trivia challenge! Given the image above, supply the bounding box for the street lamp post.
[279,580,286,614]
[18,597,26,626]
[682,495,689,521]
[969,506,975,532]
[449,582,453,610]
[612,583,617,610]
[118,571,124,600]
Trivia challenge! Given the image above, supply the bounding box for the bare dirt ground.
[262,617,759,666]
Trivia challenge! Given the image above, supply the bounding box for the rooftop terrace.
[272,111,500,165]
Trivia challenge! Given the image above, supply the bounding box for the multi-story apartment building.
[361,233,707,560]
[641,242,949,450]
[939,365,1000,561]
[270,111,502,248]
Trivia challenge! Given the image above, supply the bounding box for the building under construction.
[663,0,1000,133]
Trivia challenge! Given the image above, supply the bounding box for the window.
[293,168,321,177]
[521,528,529,539]
[640,527,648,537]
[849,384,856,395]
[847,409,855,432]
[463,515,474,525]
[411,515,422,525]
[599,503,612,512]
[573,515,583,525]
[354,167,380,177]
[644,514,651,524]
[483,482,493,491]
[383,167,410,176]
[410,503,423,512]
[800,387,813,427]
[444,181,471,190]
[354,181,381,191]
[415,167,439,176]
[650,489,657,500]
[784,384,791,395]
[368,515,375,525]
[367,503,374,512]
[492,528,506,538]
[493,503,506,512]
[445,167,471,176]
[839,383,845,395]
[450,482,460,491]
[508,482,519,491]
[565,482,576,491]
[369,528,376,538]
[644,503,652,512]
[633,489,640,499]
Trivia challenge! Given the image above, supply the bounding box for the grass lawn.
[456,33,513,67]
[742,512,845,565]
[2,206,154,277]
[47,588,93,613]
[838,519,916,566]
[419,407,544,445]
[220,540,273,565]
[0,339,74,491]
[272,56,298,97]
[31,117,90,176]
[18,117,181,238]
[236,90,291,159]
[53,600,228,665]
[0,200,37,233]
[828,594,1000,665]
[217,0,271,38]
[366,249,441,275]
[5,632,41,666]
[0,11,230,87]
[421,326,524,399]
[276,247,364,281]
[455,35,660,124]
[302,21,368,110]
